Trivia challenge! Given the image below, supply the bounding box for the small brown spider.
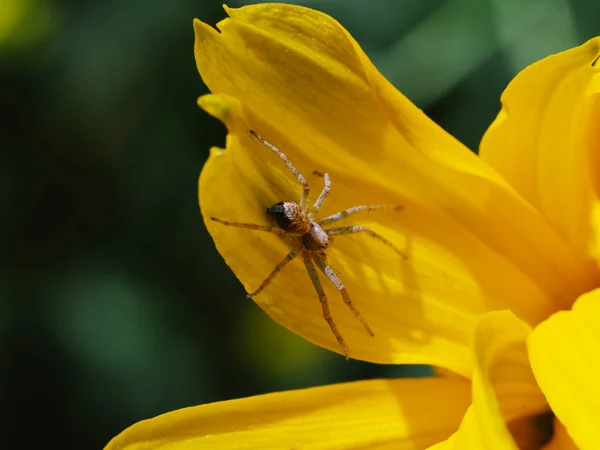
[211,130,405,358]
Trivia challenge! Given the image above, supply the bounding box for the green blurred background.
[1,0,597,448]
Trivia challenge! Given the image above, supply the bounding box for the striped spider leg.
[209,130,404,358]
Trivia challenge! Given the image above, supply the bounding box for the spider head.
[266,201,310,234]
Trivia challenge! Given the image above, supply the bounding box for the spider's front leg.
[311,171,331,216]
[250,130,310,210]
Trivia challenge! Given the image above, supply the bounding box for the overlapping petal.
[432,311,550,450]
[480,37,600,266]
[528,288,600,449]
[104,377,471,450]
[195,4,598,370]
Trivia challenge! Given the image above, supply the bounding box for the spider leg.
[250,130,310,211]
[303,255,350,359]
[247,247,301,297]
[310,171,331,216]
[210,217,286,237]
[326,225,407,259]
[313,259,374,337]
[319,205,403,226]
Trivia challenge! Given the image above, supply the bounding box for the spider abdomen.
[266,201,310,234]
[302,221,330,251]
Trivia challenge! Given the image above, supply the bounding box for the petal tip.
[197,94,230,124]
[583,36,600,61]
[194,17,218,42]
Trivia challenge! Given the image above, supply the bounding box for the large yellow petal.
[195,5,598,370]
[528,288,600,449]
[431,311,550,450]
[480,37,600,263]
[195,4,599,304]
[105,377,471,450]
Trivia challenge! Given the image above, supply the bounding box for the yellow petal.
[480,37,600,264]
[196,4,599,301]
[105,377,471,450]
[528,288,600,449]
[195,5,597,369]
[432,311,550,450]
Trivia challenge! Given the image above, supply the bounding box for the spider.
[211,130,406,358]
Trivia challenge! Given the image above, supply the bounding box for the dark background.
[1,0,597,448]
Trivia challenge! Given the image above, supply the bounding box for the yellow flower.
[105,3,600,449]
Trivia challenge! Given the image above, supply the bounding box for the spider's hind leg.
[303,255,350,359]
[314,259,374,337]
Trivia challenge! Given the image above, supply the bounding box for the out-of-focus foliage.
[1,0,597,448]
